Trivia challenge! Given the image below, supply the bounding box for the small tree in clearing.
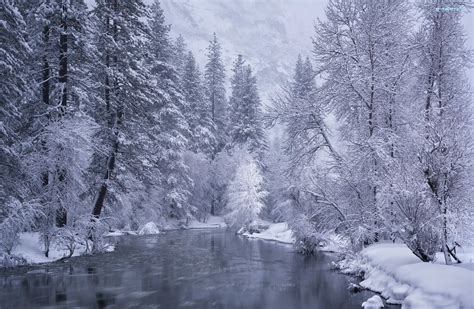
[225,150,267,231]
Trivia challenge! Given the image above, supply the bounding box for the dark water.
[0,230,377,308]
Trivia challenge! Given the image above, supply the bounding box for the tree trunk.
[92,140,118,218]
[59,11,68,115]
[42,25,50,107]
[442,203,452,264]
[56,6,68,227]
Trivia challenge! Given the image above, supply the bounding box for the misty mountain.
[161,0,325,102]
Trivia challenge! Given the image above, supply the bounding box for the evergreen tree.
[147,0,192,220]
[89,0,158,223]
[4,0,98,255]
[182,51,216,156]
[172,34,187,79]
[228,55,266,160]
[204,33,228,155]
[0,0,31,205]
[0,0,42,257]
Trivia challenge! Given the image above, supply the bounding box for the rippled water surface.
[0,230,377,308]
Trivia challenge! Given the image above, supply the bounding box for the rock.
[138,222,160,235]
[362,295,384,309]
[348,282,363,293]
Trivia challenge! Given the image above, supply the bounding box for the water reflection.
[0,230,380,308]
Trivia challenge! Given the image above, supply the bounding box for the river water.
[0,229,378,308]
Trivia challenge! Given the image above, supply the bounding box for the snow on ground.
[107,216,228,235]
[318,232,351,253]
[187,216,227,229]
[10,232,114,265]
[138,222,160,235]
[362,295,384,309]
[242,222,349,253]
[243,222,295,244]
[347,243,474,309]
[106,230,137,236]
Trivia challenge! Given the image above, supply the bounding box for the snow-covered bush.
[53,226,82,259]
[225,150,268,231]
[289,213,330,254]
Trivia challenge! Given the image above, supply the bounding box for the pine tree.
[89,0,158,222]
[182,51,216,156]
[172,34,187,79]
[4,0,99,255]
[228,55,266,160]
[0,0,42,256]
[147,0,192,220]
[204,33,228,155]
[0,0,31,205]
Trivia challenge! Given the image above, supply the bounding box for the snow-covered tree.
[205,33,228,155]
[228,55,266,160]
[225,148,267,231]
[270,55,336,174]
[0,0,32,206]
[172,34,187,79]
[0,0,99,256]
[308,0,414,245]
[182,51,216,156]
[88,0,159,224]
[146,0,192,220]
[410,1,473,263]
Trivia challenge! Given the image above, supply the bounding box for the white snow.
[242,222,350,252]
[106,230,135,236]
[361,295,384,308]
[318,232,351,253]
[243,222,295,244]
[354,243,474,309]
[10,232,114,265]
[138,222,160,235]
[187,215,227,229]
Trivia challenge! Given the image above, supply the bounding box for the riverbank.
[338,243,474,308]
[242,222,349,253]
[6,232,115,266]
[245,223,474,308]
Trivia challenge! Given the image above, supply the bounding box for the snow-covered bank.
[187,216,227,229]
[243,222,295,244]
[242,222,350,253]
[7,232,114,266]
[341,243,474,308]
[105,216,227,236]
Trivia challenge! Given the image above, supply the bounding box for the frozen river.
[0,229,379,308]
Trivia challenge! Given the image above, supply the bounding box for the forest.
[1,0,473,285]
